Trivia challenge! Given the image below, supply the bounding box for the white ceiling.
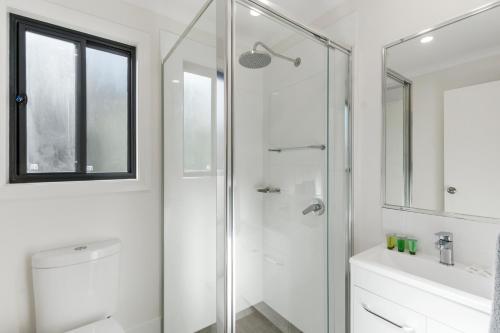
[121,0,348,28]
[121,0,204,25]
[261,0,349,26]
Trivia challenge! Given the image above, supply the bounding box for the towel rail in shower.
[268,144,326,153]
[256,186,281,193]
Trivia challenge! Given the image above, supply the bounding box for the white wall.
[0,0,182,332]
[262,36,329,333]
[338,0,500,265]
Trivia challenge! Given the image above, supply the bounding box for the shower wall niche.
[163,1,351,332]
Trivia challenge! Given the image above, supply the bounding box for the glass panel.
[26,31,77,173]
[86,47,129,173]
[233,4,330,332]
[183,68,213,175]
[385,76,406,206]
[163,2,217,332]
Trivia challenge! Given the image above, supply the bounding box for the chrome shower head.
[239,41,301,69]
[238,50,272,69]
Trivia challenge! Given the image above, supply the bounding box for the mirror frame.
[381,0,500,223]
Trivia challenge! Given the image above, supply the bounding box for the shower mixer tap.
[302,199,325,216]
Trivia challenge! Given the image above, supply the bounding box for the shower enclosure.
[162,0,351,332]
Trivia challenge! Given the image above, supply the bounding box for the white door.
[444,80,500,218]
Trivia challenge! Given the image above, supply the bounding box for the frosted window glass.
[26,32,77,173]
[86,47,129,173]
[183,71,212,174]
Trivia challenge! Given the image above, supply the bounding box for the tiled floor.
[238,310,285,333]
[196,304,302,333]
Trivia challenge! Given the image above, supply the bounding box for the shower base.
[196,302,302,333]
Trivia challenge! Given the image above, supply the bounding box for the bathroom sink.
[350,245,494,313]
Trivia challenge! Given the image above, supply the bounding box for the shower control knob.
[447,186,457,195]
[302,199,325,216]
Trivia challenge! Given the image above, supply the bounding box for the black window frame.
[9,14,137,183]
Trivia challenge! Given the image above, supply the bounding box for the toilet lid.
[66,318,124,333]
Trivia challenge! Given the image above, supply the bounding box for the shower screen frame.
[162,0,353,331]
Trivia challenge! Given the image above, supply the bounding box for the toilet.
[32,239,124,333]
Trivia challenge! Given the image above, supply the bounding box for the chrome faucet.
[435,232,454,266]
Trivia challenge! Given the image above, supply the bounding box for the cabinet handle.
[362,303,415,332]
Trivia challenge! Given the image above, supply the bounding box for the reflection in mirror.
[384,71,411,207]
[384,2,500,219]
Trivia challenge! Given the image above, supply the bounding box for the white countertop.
[350,244,494,314]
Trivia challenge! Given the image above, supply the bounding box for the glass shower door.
[163,1,351,332]
[163,2,218,332]
[232,3,331,332]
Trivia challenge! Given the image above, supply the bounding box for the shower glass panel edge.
[327,46,352,333]
[215,0,234,332]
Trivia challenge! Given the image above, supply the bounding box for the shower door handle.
[302,199,325,216]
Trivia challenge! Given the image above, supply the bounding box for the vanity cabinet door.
[427,319,462,333]
[352,287,426,333]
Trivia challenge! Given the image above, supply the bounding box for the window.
[182,62,215,177]
[9,14,136,183]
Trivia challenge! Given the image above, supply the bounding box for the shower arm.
[253,41,300,65]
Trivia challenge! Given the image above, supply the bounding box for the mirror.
[383,2,500,219]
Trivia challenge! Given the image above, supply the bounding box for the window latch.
[15,94,28,105]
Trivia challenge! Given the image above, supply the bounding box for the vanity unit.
[350,245,492,333]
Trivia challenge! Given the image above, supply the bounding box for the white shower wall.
[233,64,266,313]
[260,37,329,333]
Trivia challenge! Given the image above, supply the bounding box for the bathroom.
[1,0,500,332]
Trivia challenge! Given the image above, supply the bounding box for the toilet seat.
[66,318,124,333]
